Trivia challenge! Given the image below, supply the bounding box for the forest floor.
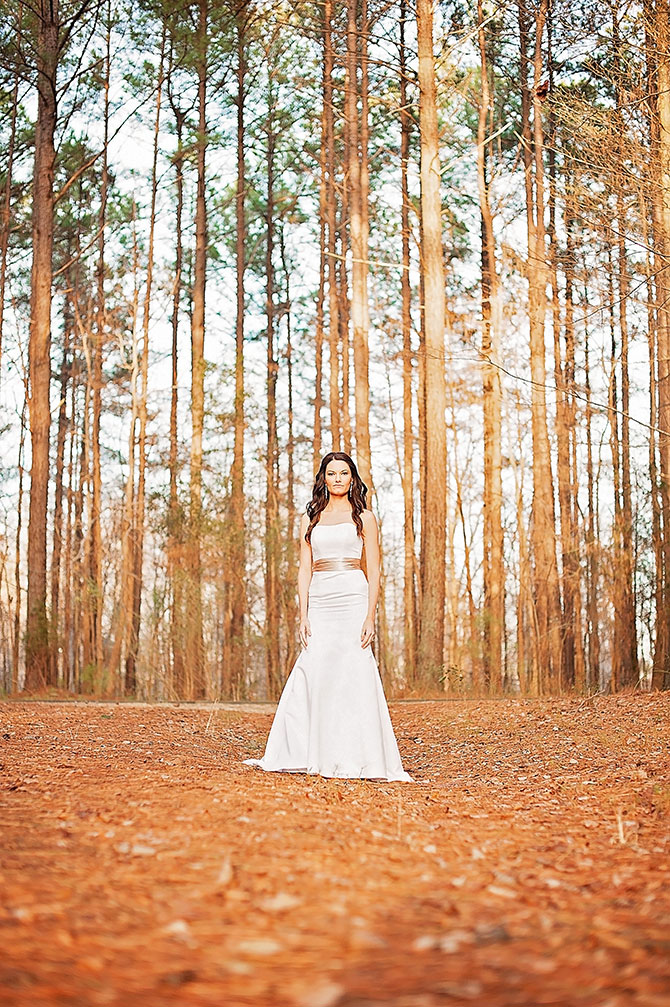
[1,695,669,1007]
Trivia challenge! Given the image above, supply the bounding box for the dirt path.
[1,696,669,1006]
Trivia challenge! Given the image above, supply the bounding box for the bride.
[245,451,412,782]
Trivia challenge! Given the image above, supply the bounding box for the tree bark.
[314,52,327,470]
[280,229,298,679]
[187,0,208,699]
[606,245,624,692]
[449,373,478,687]
[13,397,28,691]
[610,7,638,689]
[518,0,562,692]
[643,211,663,691]
[563,194,586,691]
[417,240,427,598]
[399,0,417,682]
[49,300,72,687]
[416,0,447,682]
[584,306,601,690]
[63,373,78,689]
[265,54,281,700]
[338,196,352,453]
[324,0,340,450]
[89,0,110,687]
[513,421,532,694]
[0,2,22,372]
[227,9,247,698]
[72,375,87,689]
[167,62,186,698]
[639,124,664,692]
[647,0,670,689]
[614,202,639,688]
[545,3,576,691]
[106,200,140,693]
[346,0,372,488]
[25,0,59,690]
[477,0,504,693]
[126,27,166,695]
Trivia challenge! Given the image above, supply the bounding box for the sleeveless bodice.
[311,522,363,563]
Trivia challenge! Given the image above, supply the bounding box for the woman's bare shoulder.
[299,512,310,532]
[361,509,377,527]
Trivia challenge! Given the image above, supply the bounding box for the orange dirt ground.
[1,695,669,1007]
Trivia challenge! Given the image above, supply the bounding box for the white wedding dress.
[245,521,412,781]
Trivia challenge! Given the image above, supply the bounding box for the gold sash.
[312,557,362,572]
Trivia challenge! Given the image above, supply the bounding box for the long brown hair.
[305,452,368,543]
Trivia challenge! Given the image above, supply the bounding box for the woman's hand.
[299,617,312,650]
[360,616,375,649]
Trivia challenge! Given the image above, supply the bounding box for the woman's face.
[325,460,352,498]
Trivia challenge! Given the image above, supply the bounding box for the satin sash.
[312,557,362,572]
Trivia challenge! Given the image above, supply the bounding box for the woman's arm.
[297,513,313,648]
[361,510,380,648]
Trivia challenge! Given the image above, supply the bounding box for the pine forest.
[1,0,670,701]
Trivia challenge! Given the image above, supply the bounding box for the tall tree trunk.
[477,0,504,693]
[49,301,72,687]
[513,421,532,694]
[280,229,298,678]
[63,373,77,689]
[445,459,458,683]
[227,11,246,698]
[73,379,86,689]
[647,0,670,689]
[518,0,562,692]
[640,162,664,691]
[25,0,59,690]
[0,2,22,372]
[126,28,165,696]
[584,305,601,689]
[417,246,427,597]
[89,1,110,686]
[648,299,663,687]
[545,4,575,691]
[324,0,340,450]
[13,397,28,691]
[346,0,372,488]
[615,202,639,687]
[359,0,370,294]
[314,77,326,469]
[265,59,281,700]
[416,0,447,682]
[563,194,586,691]
[338,197,352,453]
[548,223,577,692]
[399,0,417,681]
[449,373,478,686]
[106,201,141,692]
[607,245,624,692]
[167,72,186,697]
[187,1,208,699]
[359,0,372,482]
[607,7,638,689]
[78,303,94,685]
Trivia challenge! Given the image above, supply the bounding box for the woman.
[245,452,412,782]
